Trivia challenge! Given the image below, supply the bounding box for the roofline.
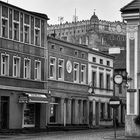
[88,48,115,59]
[47,36,88,50]
[120,0,137,12]
[0,1,49,20]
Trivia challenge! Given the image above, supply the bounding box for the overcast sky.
[5,0,132,24]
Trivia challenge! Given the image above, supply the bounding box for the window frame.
[99,72,104,89]
[81,64,86,84]
[34,60,41,80]
[73,62,79,83]
[49,57,56,79]
[58,58,64,80]
[24,24,30,43]
[13,56,21,77]
[1,53,9,76]
[24,58,31,79]
[13,21,19,41]
[2,18,8,38]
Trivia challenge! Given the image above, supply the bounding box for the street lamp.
[88,82,95,101]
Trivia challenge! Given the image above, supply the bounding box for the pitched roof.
[112,50,126,70]
[121,0,140,12]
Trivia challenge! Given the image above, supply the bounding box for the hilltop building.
[48,12,126,52]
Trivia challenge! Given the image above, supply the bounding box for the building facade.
[48,13,126,52]
[47,36,89,126]
[47,36,114,127]
[121,0,140,136]
[0,1,49,129]
[88,49,114,126]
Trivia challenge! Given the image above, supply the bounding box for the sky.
[4,0,132,25]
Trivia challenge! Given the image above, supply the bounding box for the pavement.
[0,127,140,140]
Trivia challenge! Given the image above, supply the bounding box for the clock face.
[66,60,72,73]
[116,24,122,33]
[114,74,123,85]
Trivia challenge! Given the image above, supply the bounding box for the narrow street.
[0,128,125,140]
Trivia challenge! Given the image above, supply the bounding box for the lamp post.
[88,82,95,101]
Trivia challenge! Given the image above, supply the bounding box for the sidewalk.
[104,135,140,140]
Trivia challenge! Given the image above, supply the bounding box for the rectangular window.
[107,61,110,66]
[35,29,40,46]
[24,58,31,79]
[58,59,64,80]
[50,57,56,79]
[81,64,86,84]
[1,54,9,76]
[92,57,96,62]
[24,25,29,43]
[92,71,96,87]
[100,59,103,64]
[74,62,79,83]
[34,60,41,80]
[99,73,104,88]
[13,22,19,41]
[13,56,20,77]
[106,74,110,90]
[2,19,8,38]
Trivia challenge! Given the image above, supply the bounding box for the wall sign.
[66,60,72,73]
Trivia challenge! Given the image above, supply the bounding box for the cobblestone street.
[0,128,125,140]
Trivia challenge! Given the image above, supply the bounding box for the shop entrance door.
[35,103,40,128]
[95,102,99,126]
[1,96,9,129]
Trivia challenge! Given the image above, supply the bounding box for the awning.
[19,93,48,103]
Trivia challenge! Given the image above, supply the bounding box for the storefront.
[19,93,48,128]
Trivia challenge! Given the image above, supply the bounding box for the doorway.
[1,96,9,129]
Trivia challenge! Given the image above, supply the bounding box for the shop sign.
[19,96,28,103]
[127,89,136,92]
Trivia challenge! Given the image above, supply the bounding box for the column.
[74,99,79,124]
[60,98,65,124]
[66,98,71,124]
[87,100,89,124]
[92,100,96,126]
[98,100,101,125]
[105,102,108,119]
[79,100,83,124]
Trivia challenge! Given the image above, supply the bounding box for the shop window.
[24,25,29,43]
[35,29,40,46]
[13,56,20,77]
[99,72,104,88]
[23,104,35,127]
[34,60,41,80]
[50,57,56,79]
[13,22,19,41]
[2,19,8,38]
[24,58,31,79]
[73,62,79,83]
[58,59,64,80]
[1,54,9,76]
[81,64,86,84]
[106,74,110,90]
[92,71,96,87]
